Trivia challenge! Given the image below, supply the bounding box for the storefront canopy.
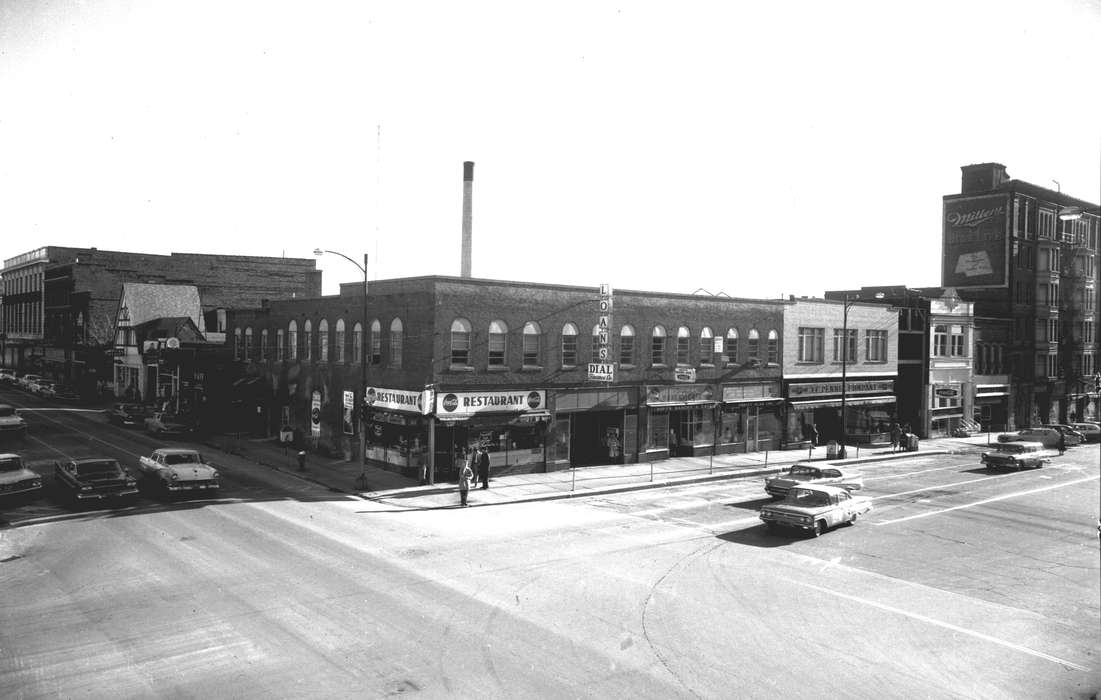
[787,395,896,409]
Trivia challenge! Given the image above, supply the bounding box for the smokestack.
[461,161,474,277]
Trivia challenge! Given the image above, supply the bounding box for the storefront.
[786,379,897,446]
[718,381,783,453]
[363,386,428,475]
[929,383,965,437]
[550,387,637,468]
[641,384,717,460]
[433,388,548,477]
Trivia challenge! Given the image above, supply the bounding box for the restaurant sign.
[364,386,424,413]
[788,380,894,398]
[436,389,546,416]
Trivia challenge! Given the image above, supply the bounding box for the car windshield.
[0,457,24,472]
[997,443,1031,453]
[786,489,830,507]
[76,461,121,477]
[789,466,818,477]
[164,453,201,465]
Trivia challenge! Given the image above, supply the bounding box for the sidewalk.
[198,432,1000,510]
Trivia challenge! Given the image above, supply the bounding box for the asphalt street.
[1,387,1098,699]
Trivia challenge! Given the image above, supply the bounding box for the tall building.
[943,163,1100,428]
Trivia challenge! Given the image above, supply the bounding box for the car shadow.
[716,523,810,548]
[724,496,777,511]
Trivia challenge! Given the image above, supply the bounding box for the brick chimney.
[960,162,1009,194]
[461,161,474,277]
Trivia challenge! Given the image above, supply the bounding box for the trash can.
[907,434,919,452]
[826,440,839,459]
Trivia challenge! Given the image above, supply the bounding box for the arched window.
[591,324,602,363]
[260,329,269,361]
[244,328,253,360]
[561,323,579,367]
[652,325,667,366]
[389,317,403,368]
[276,329,285,361]
[489,320,508,366]
[451,318,472,367]
[619,325,635,366]
[724,328,739,365]
[523,321,542,367]
[352,322,362,364]
[287,321,298,360]
[335,319,346,363]
[767,329,779,364]
[747,328,760,359]
[370,319,381,364]
[318,319,329,362]
[304,320,313,361]
[233,328,242,360]
[699,327,714,365]
[676,326,691,365]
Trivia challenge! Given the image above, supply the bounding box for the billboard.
[942,194,1009,288]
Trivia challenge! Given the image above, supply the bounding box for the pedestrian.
[810,424,819,447]
[669,429,678,457]
[458,459,473,507]
[477,446,490,489]
[890,422,901,453]
[1057,431,1066,455]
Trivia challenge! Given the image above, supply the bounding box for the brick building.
[943,163,1101,428]
[0,246,321,395]
[226,276,791,477]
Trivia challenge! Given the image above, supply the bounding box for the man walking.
[458,459,473,507]
[477,446,490,489]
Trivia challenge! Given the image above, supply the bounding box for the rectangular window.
[723,335,738,365]
[1047,318,1059,343]
[797,327,824,363]
[1039,209,1055,239]
[619,335,634,366]
[488,332,506,366]
[866,330,887,362]
[522,334,540,366]
[451,331,470,366]
[933,325,948,356]
[832,329,857,362]
[561,334,577,367]
[651,336,665,366]
[1047,352,1060,378]
[699,336,713,365]
[950,325,965,356]
[676,336,690,365]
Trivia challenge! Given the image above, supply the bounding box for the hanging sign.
[589,283,614,381]
[310,391,322,437]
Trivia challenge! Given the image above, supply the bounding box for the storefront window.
[647,411,669,450]
[720,407,743,444]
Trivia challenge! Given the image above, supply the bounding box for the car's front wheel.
[812,520,825,537]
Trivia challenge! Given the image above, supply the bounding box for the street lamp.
[839,292,884,458]
[313,249,369,481]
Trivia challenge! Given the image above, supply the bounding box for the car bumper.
[0,482,43,496]
[165,481,219,492]
[75,487,139,500]
[760,512,814,529]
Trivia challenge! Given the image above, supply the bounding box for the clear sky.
[2,0,1099,299]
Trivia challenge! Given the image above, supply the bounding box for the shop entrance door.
[570,411,623,466]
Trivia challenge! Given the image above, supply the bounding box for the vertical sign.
[310,390,322,438]
[588,283,615,381]
[342,390,354,435]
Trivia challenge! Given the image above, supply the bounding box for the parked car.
[33,380,57,399]
[108,403,152,427]
[759,484,872,537]
[0,404,28,440]
[0,369,18,384]
[1070,422,1101,443]
[997,427,1064,449]
[764,463,864,499]
[137,448,220,496]
[981,441,1057,470]
[145,411,197,437]
[17,374,42,391]
[53,458,139,503]
[0,453,42,497]
[1041,424,1085,446]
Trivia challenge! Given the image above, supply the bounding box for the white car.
[0,370,18,384]
[18,374,42,391]
[1070,422,1101,443]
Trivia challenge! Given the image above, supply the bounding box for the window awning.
[787,395,896,409]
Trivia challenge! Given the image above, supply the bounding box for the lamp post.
[838,292,885,458]
[313,249,369,481]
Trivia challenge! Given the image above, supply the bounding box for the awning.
[647,401,718,408]
[722,397,784,405]
[787,395,896,409]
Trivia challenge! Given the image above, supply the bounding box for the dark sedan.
[108,403,151,427]
[54,458,139,502]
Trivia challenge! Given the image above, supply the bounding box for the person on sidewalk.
[810,424,819,447]
[477,446,490,489]
[458,460,474,507]
[890,423,901,453]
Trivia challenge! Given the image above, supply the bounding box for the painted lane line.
[870,472,1020,501]
[862,464,965,481]
[785,579,1089,672]
[873,474,1100,526]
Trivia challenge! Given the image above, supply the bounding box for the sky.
[2,0,1099,300]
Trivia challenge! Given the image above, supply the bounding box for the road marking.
[871,472,1018,501]
[874,474,1100,525]
[787,579,1089,672]
[862,464,963,481]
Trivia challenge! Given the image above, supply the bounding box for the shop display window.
[646,412,669,451]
